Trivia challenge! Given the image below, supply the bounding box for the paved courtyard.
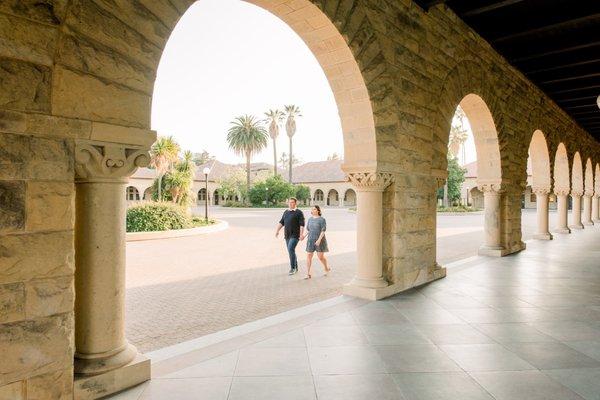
[126,207,555,352]
[114,224,600,400]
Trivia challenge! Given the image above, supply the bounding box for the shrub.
[126,202,192,232]
[248,175,295,206]
[223,200,246,208]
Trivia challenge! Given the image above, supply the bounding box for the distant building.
[460,160,556,210]
[127,159,355,207]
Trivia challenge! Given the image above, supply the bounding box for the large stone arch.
[554,143,571,192]
[528,130,551,191]
[572,152,584,195]
[55,0,378,174]
[584,158,594,196]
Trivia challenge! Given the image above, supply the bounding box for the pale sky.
[151,0,344,165]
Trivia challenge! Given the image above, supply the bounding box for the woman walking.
[302,205,331,279]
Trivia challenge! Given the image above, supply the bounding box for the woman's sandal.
[303,274,312,280]
[323,267,332,276]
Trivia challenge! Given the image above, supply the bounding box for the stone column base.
[74,354,150,400]
[570,224,584,230]
[593,218,600,223]
[478,246,508,257]
[583,221,594,226]
[533,233,553,240]
[555,227,571,234]
[343,266,446,301]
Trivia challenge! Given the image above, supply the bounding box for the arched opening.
[583,158,594,225]
[525,130,553,240]
[313,189,324,205]
[126,186,140,201]
[344,189,356,207]
[553,143,571,234]
[143,187,153,200]
[198,188,207,203]
[437,93,504,262]
[570,151,584,229]
[594,163,600,222]
[327,189,339,206]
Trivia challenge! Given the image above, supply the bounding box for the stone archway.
[327,189,339,206]
[313,189,324,205]
[554,143,571,233]
[344,188,356,207]
[571,152,584,229]
[583,158,595,225]
[528,130,552,239]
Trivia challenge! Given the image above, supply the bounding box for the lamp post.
[265,187,269,207]
[203,167,210,222]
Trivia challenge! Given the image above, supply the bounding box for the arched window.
[126,186,140,201]
[314,189,324,201]
[198,188,207,201]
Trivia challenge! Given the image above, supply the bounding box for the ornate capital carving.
[347,172,394,192]
[477,183,503,194]
[554,188,570,196]
[570,190,584,197]
[75,140,150,183]
[532,187,550,196]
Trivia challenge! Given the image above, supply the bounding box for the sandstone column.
[593,195,600,222]
[478,184,505,256]
[343,172,393,300]
[554,190,571,234]
[74,141,150,375]
[533,188,552,240]
[582,193,594,226]
[570,191,584,229]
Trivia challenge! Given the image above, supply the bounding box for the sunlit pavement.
[126,207,556,352]
[115,220,600,400]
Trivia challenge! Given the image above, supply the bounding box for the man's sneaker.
[293,268,299,274]
[288,269,295,275]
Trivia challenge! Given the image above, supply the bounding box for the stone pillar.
[533,188,552,240]
[73,141,150,380]
[555,190,571,234]
[343,172,393,300]
[593,195,600,223]
[570,191,584,229]
[478,184,506,256]
[582,194,594,226]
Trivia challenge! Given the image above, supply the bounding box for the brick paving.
[126,208,545,352]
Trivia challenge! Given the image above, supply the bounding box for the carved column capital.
[75,140,150,183]
[570,190,584,197]
[532,187,550,196]
[347,172,394,192]
[477,183,503,194]
[554,188,570,196]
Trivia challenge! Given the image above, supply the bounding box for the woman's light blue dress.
[306,216,328,252]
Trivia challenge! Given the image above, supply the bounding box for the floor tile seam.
[302,327,319,400]
[537,368,598,400]
[225,350,241,400]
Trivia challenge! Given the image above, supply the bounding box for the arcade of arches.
[1,1,600,399]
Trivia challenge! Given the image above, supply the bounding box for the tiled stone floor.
[110,226,600,399]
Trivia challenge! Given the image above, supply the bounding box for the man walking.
[276,197,305,275]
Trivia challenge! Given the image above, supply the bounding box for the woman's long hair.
[313,205,322,216]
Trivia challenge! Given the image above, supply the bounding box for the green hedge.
[126,202,192,232]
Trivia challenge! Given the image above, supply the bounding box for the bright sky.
[151,0,344,165]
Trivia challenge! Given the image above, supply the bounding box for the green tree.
[265,109,284,176]
[150,136,180,201]
[217,168,246,202]
[438,156,466,205]
[295,184,311,203]
[192,150,214,165]
[226,115,269,197]
[248,175,295,206]
[165,150,196,205]
[284,105,302,183]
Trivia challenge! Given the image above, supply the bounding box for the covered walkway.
[111,227,600,399]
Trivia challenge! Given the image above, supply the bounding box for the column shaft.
[352,189,387,288]
[582,195,594,225]
[571,194,584,229]
[479,187,504,253]
[593,196,600,222]
[555,193,571,234]
[533,191,552,240]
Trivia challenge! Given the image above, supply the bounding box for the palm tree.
[284,105,302,182]
[264,109,285,176]
[166,150,196,205]
[150,136,180,201]
[227,115,269,196]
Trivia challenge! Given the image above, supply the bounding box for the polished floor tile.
[393,372,493,400]
[235,347,310,376]
[503,342,600,370]
[439,344,535,372]
[315,374,404,400]
[376,345,462,373]
[543,368,600,400]
[360,324,432,345]
[228,376,316,400]
[414,324,494,345]
[138,378,231,400]
[308,346,387,375]
[162,351,238,379]
[303,325,368,347]
[472,323,557,343]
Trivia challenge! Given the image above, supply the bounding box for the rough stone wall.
[1,0,600,397]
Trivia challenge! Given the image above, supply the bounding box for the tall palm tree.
[227,115,269,196]
[284,105,302,182]
[264,109,284,176]
[150,136,180,201]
